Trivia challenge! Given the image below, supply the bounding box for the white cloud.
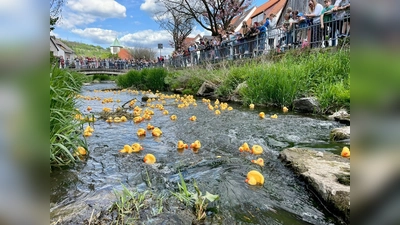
[60,0,126,29]
[67,0,126,18]
[120,29,171,48]
[140,0,165,15]
[71,28,118,45]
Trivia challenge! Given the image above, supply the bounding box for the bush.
[144,68,168,91]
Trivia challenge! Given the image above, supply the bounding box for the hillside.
[61,39,110,58]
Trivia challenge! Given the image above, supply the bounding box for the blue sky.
[51,0,268,56]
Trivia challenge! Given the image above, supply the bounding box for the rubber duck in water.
[239,142,251,152]
[131,143,144,152]
[251,158,264,166]
[76,146,87,156]
[87,106,92,111]
[249,104,255,109]
[163,110,169,115]
[215,110,221,115]
[144,154,156,164]
[120,144,133,153]
[170,115,177,120]
[341,147,350,158]
[137,128,146,137]
[106,117,113,123]
[189,116,197,121]
[245,170,264,185]
[190,140,201,152]
[251,145,263,155]
[270,114,278,119]
[177,140,188,150]
[147,123,155,130]
[259,112,265,119]
[282,106,289,113]
[152,127,163,137]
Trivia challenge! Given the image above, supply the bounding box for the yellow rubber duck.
[282,106,289,113]
[87,106,92,111]
[76,146,87,156]
[270,114,278,119]
[341,147,350,158]
[227,106,233,111]
[137,128,146,137]
[190,140,201,150]
[177,140,188,150]
[251,145,263,155]
[106,117,113,123]
[215,110,221,115]
[144,154,156,164]
[85,126,94,133]
[131,143,143,152]
[152,127,163,137]
[189,116,197,121]
[245,170,264,185]
[259,112,265,119]
[120,144,133,153]
[147,123,155,130]
[239,142,251,152]
[133,116,144,123]
[113,117,121,123]
[249,104,255,109]
[163,110,169,115]
[170,115,177,120]
[215,99,220,105]
[251,158,264,166]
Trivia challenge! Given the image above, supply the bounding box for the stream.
[50,83,347,225]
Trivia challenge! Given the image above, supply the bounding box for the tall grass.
[50,67,86,169]
[116,68,168,91]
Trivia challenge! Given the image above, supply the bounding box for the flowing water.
[50,83,348,224]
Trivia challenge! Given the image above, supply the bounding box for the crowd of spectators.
[169,0,350,67]
[58,56,160,70]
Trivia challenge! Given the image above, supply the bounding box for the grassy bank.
[50,67,86,169]
[166,50,350,113]
[115,50,350,113]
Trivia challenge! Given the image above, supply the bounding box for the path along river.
[50,83,348,224]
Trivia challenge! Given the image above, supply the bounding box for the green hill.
[61,39,111,58]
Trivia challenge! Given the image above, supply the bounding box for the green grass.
[116,68,168,91]
[171,172,219,221]
[50,67,87,169]
[50,69,83,167]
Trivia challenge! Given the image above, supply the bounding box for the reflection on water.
[50,83,345,224]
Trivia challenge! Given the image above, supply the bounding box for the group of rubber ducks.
[83,125,94,137]
[239,142,265,185]
[257,106,288,119]
[79,89,349,188]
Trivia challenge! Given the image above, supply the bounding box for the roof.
[51,36,74,54]
[110,38,123,47]
[118,48,133,60]
[231,6,257,30]
[50,36,59,51]
[251,0,287,21]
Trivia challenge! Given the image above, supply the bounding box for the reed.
[50,68,86,169]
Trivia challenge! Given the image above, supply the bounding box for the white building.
[110,38,123,54]
[50,36,75,60]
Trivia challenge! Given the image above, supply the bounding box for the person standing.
[304,0,323,48]
[320,0,335,47]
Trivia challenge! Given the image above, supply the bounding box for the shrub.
[144,68,168,91]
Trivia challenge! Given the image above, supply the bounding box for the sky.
[51,0,268,57]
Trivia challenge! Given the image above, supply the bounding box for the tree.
[155,2,194,51]
[126,47,157,60]
[160,0,253,36]
[50,0,65,31]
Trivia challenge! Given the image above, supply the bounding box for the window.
[252,13,264,24]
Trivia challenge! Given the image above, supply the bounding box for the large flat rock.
[279,148,350,223]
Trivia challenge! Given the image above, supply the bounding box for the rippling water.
[50,83,347,224]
